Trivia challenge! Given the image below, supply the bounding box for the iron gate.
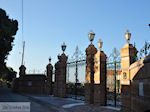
[106,48,121,107]
[66,47,122,107]
[66,46,86,100]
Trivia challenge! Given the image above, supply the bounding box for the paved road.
[0,88,61,112]
[0,88,120,112]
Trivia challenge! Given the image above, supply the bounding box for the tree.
[139,41,150,59]
[133,42,138,62]
[1,67,16,82]
[0,8,18,75]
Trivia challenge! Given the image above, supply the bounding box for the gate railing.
[66,47,122,107]
[106,48,121,107]
[67,46,86,99]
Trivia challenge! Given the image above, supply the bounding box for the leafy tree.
[1,67,16,82]
[0,8,18,75]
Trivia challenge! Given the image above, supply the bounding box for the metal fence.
[66,47,122,107]
[66,46,86,100]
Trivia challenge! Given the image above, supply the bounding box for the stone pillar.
[120,30,138,111]
[85,44,97,104]
[19,65,26,77]
[94,50,107,105]
[54,53,68,98]
[46,63,53,95]
[53,59,59,97]
[120,30,138,85]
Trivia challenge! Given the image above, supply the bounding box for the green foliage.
[1,67,16,82]
[0,8,18,74]
[67,82,75,88]
[67,82,85,89]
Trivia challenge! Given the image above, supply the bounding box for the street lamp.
[61,42,67,53]
[88,30,95,44]
[98,39,103,51]
[125,29,131,44]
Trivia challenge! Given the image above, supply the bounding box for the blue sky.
[0,0,150,81]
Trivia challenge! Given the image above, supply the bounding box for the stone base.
[53,83,66,98]
[85,83,94,104]
[94,84,106,106]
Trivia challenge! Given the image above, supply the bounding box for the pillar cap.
[86,44,97,55]
[47,64,53,70]
[58,53,68,62]
[19,65,26,70]
[120,43,138,57]
[94,50,107,61]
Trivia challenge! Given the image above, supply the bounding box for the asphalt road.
[0,88,61,112]
[0,88,119,112]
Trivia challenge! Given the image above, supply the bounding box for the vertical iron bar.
[114,61,117,107]
[67,66,69,83]
[75,61,78,99]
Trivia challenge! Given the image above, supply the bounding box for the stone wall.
[13,62,53,95]
[121,55,150,112]
[13,74,47,95]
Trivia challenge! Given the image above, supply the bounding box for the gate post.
[53,57,59,97]
[120,29,138,111]
[19,65,26,77]
[94,39,107,105]
[85,43,97,104]
[54,43,68,98]
[120,29,138,85]
[46,58,53,95]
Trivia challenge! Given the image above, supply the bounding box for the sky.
[0,0,150,82]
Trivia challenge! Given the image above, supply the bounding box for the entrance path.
[0,88,61,112]
[0,88,120,112]
[24,94,120,112]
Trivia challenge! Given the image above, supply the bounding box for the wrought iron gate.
[66,47,122,107]
[106,48,121,107]
[66,46,86,100]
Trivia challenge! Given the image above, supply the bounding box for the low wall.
[12,74,47,95]
[121,55,150,112]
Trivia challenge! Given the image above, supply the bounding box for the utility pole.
[21,41,25,65]
[21,0,25,66]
